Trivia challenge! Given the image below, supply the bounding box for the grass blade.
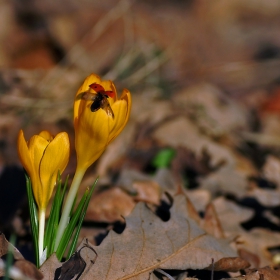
[67,178,98,258]
[45,174,69,258]
[26,176,39,267]
[44,175,62,257]
[56,190,89,260]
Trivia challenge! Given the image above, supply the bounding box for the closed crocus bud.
[17,130,70,211]
[18,130,70,262]
[74,73,131,171]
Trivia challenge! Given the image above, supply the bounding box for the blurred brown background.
[2,0,280,271]
[1,0,280,219]
[1,0,280,162]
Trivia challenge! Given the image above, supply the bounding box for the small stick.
[211,258,214,280]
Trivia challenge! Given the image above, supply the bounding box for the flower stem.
[55,168,86,251]
[38,209,45,265]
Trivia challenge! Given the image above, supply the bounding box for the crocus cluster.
[17,73,131,265]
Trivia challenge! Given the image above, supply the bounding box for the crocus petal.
[108,100,128,141]
[39,131,53,142]
[28,135,50,208]
[75,108,110,170]
[120,89,132,124]
[39,132,70,209]
[74,74,102,122]
[109,89,132,143]
[28,135,49,172]
[17,130,34,178]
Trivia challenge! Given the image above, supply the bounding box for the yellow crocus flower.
[74,73,131,171]
[17,130,70,210]
[55,73,131,249]
[17,130,70,263]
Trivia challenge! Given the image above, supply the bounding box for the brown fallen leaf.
[0,233,43,279]
[170,146,219,193]
[185,189,211,214]
[249,188,280,207]
[208,257,249,272]
[116,169,153,191]
[262,155,280,187]
[237,229,280,267]
[40,239,97,280]
[257,266,280,280]
[238,248,260,269]
[229,266,280,280]
[212,196,254,236]
[0,233,23,259]
[248,155,280,207]
[40,254,61,279]
[212,197,280,267]
[199,164,248,198]
[132,180,161,205]
[14,260,43,280]
[116,168,169,202]
[41,195,249,279]
[153,168,178,195]
[85,187,136,223]
[152,116,235,167]
[184,194,202,225]
[173,84,248,138]
[203,202,225,239]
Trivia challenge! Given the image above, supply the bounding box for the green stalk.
[44,174,66,258]
[26,176,39,267]
[54,168,86,250]
[67,179,97,259]
[38,209,45,265]
[56,189,88,260]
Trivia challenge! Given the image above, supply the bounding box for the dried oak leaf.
[212,197,280,267]
[202,202,225,239]
[249,155,280,207]
[228,266,280,280]
[212,196,254,236]
[14,260,44,280]
[199,164,248,198]
[0,232,23,259]
[85,187,135,223]
[173,84,248,138]
[132,180,161,205]
[41,195,249,279]
[152,116,235,167]
[237,229,280,267]
[0,233,43,280]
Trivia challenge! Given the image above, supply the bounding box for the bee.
[77,83,115,118]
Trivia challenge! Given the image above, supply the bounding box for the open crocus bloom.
[55,74,131,250]
[17,130,70,211]
[74,73,131,172]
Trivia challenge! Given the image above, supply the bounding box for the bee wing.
[76,91,97,101]
[104,104,115,118]
[100,98,114,118]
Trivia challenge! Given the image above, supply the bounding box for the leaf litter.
[40,195,249,279]
[2,1,280,280]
